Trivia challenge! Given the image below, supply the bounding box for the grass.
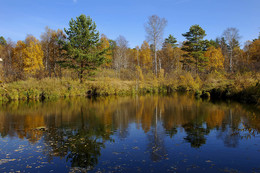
[0,69,259,105]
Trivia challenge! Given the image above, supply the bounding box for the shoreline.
[0,77,259,106]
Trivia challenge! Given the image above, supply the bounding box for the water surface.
[0,94,259,172]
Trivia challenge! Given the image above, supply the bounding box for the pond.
[0,94,259,172]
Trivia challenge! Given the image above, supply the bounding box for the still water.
[0,94,259,173]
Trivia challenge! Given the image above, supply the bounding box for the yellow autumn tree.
[139,41,152,71]
[248,39,260,70]
[23,35,44,75]
[12,36,44,78]
[99,34,112,67]
[159,43,174,73]
[13,40,26,79]
[233,47,246,72]
[41,27,66,77]
[159,44,184,74]
[128,46,139,67]
[204,46,224,72]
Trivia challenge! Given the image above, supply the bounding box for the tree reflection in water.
[42,106,114,170]
[0,95,259,171]
[183,123,210,148]
[146,106,167,162]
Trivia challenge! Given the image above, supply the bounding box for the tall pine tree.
[181,25,208,73]
[62,14,107,83]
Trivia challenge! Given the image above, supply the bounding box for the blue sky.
[1,0,259,48]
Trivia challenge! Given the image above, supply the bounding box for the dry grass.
[0,68,259,104]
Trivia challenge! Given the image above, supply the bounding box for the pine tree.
[62,14,107,83]
[163,34,178,48]
[0,36,7,46]
[181,25,208,73]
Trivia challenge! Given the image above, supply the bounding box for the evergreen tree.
[62,14,107,83]
[163,34,178,48]
[208,39,218,48]
[181,25,208,73]
[0,36,7,45]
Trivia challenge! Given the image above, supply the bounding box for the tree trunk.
[154,40,157,77]
[229,49,233,72]
[196,57,198,74]
[159,58,161,72]
[80,62,84,83]
[80,71,83,83]
[137,51,140,66]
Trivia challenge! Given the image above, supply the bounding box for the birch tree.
[113,35,129,77]
[144,15,167,76]
[222,28,240,72]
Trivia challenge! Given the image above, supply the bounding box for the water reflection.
[0,94,259,172]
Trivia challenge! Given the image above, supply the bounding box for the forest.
[0,14,259,104]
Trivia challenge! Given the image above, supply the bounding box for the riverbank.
[0,71,259,105]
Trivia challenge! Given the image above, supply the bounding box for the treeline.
[0,14,259,83]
